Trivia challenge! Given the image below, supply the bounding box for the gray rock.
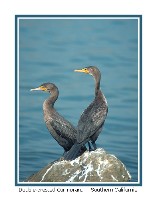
[25,148,131,182]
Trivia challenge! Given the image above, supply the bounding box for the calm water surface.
[18,18,139,182]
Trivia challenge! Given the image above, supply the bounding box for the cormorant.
[30,83,86,154]
[64,66,108,160]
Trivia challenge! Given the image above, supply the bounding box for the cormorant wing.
[45,120,70,148]
[77,92,108,143]
[46,112,77,143]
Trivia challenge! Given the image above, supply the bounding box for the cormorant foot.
[88,142,94,151]
[91,141,97,150]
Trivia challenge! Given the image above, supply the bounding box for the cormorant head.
[74,66,101,80]
[30,83,58,93]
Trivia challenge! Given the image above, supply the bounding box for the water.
[18,17,139,183]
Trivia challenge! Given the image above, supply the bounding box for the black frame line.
[15,15,142,186]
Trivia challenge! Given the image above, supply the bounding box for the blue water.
[18,17,139,183]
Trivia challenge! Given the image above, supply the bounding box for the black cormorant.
[64,66,108,160]
[30,83,86,154]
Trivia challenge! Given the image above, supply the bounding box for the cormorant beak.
[30,86,47,92]
[74,68,89,74]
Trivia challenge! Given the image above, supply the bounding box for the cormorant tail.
[63,143,82,160]
[63,138,89,161]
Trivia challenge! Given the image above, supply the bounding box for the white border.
[16,15,141,185]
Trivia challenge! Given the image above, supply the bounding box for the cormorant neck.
[43,89,59,109]
[93,72,101,96]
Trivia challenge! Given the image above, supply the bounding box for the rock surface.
[25,148,131,182]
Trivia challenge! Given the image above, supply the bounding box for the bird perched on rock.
[64,66,108,160]
[31,83,86,155]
